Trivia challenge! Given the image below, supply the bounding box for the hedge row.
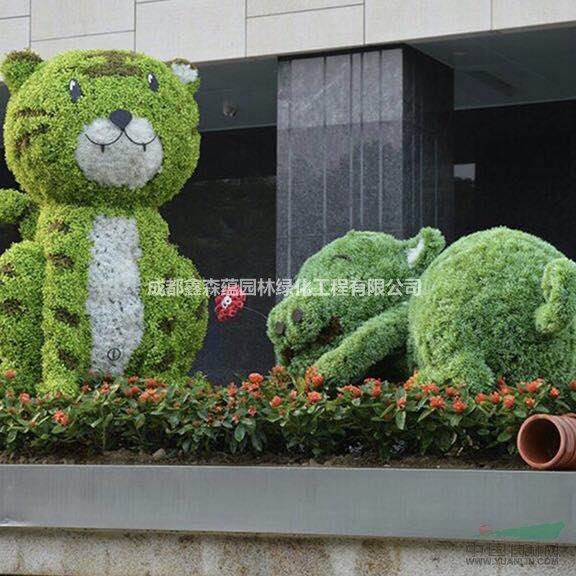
[0,367,573,459]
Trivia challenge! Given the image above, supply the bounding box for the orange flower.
[570,380,576,392]
[100,383,110,394]
[445,386,459,398]
[341,385,362,399]
[247,406,257,417]
[271,364,286,376]
[396,397,406,410]
[307,391,322,404]
[248,373,264,385]
[490,392,500,404]
[475,393,487,404]
[81,384,91,394]
[289,390,298,401]
[371,383,382,398]
[124,385,140,398]
[144,378,158,389]
[4,369,16,381]
[497,377,510,394]
[52,410,70,426]
[422,383,440,395]
[127,376,140,384]
[232,413,241,424]
[526,379,543,394]
[305,366,324,389]
[550,387,560,399]
[452,399,467,413]
[269,395,282,408]
[403,372,418,390]
[227,383,238,397]
[18,393,30,405]
[503,395,515,409]
[429,395,445,409]
[525,397,535,408]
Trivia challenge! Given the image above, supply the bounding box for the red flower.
[4,369,16,381]
[550,387,560,399]
[445,386,459,398]
[215,284,246,322]
[490,392,500,404]
[289,390,298,401]
[341,385,362,399]
[422,383,440,395]
[371,383,382,398]
[145,378,159,389]
[475,393,487,404]
[127,376,140,384]
[52,410,70,426]
[124,385,140,398]
[429,396,445,409]
[396,397,406,410]
[570,380,576,392]
[403,372,418,390]
[247,406,257,417]
[452,399,467,413]
[227,383,238,397]
[526,379,543,394]
[503,395,515,409]
[525,396,535,408]
[100,383,110,394]
[248,373,264,385]
[305,367,324,389]
[269,395,282,408]
[307,391,322,404]
[19,393,30,405]
[81,384,91,394]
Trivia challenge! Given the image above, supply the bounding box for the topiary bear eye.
[147,72,159,92]
[69,79,82,102]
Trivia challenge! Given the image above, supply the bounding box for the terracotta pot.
[517,413,576,470]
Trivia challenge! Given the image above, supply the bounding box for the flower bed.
[0,367,573,460]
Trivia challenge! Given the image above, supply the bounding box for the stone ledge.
[0,464,574,543]
[0,529,571,576]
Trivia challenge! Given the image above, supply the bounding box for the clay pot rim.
[517,414,566,470]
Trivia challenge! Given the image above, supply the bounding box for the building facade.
[1,0,576,380]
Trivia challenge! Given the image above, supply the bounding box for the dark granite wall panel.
[277,46,454,278]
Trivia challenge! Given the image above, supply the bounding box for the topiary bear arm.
[0,189,38,239]
[535,258,576,335]
[314,304,409,386]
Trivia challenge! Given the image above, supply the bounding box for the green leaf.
[497,430,512,443]
[234,425,246,442]
[417,409,432,422]
[395,410,406,430]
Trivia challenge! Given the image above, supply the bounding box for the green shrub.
[0,367,572,460]
[410,227,576,392]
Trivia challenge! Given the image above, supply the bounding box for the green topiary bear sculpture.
[409,227,576,392]
[267,228,445,386]
[0,49,207,394]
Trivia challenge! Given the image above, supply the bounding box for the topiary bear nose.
[109,109,132,130]
[274,321,286,336]
[292,309,304,324]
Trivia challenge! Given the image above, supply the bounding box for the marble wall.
[277,46,454,279]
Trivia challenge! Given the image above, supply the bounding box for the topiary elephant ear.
[165,58,200,95]
[404,227,446,273]
[0,50,43,94]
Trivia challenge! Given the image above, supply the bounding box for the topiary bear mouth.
[85,131,158,153]
[281,316,343,365]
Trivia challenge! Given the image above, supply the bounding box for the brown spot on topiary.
[0,299,22,315]
[54,307,79,326]
[48,253,73,269]
[14,108,52,119]
[3,50,42,65]
[159,317,175,334]
[0,263,16,277]
[15,124,50,156]
[316,316,343,347]
[48,220,70,234]
[153,351,174,373]
[84,51,139,78]
[58,349,78,370]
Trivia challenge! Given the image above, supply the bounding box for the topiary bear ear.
[0,50,43,94]
[166,58,200,95]
[405,227,445,270]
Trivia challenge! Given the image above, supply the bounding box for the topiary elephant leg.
[314,304,409,387]
[0,240,44,392]
[421,351,495,393]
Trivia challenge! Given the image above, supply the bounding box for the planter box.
[0,464,573,543]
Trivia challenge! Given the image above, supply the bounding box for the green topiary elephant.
[409,227,576,392]
[0,49,207,394]
[267,228,446,386]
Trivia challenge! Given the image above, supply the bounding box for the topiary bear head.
[267,228,445,374]
[1,49,200,208]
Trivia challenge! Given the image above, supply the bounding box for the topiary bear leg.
[420,351,494,393]
[0,240,44,392]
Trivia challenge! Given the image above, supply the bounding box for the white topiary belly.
[86,215,144,375]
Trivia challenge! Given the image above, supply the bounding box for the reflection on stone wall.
[162,176,276,383]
